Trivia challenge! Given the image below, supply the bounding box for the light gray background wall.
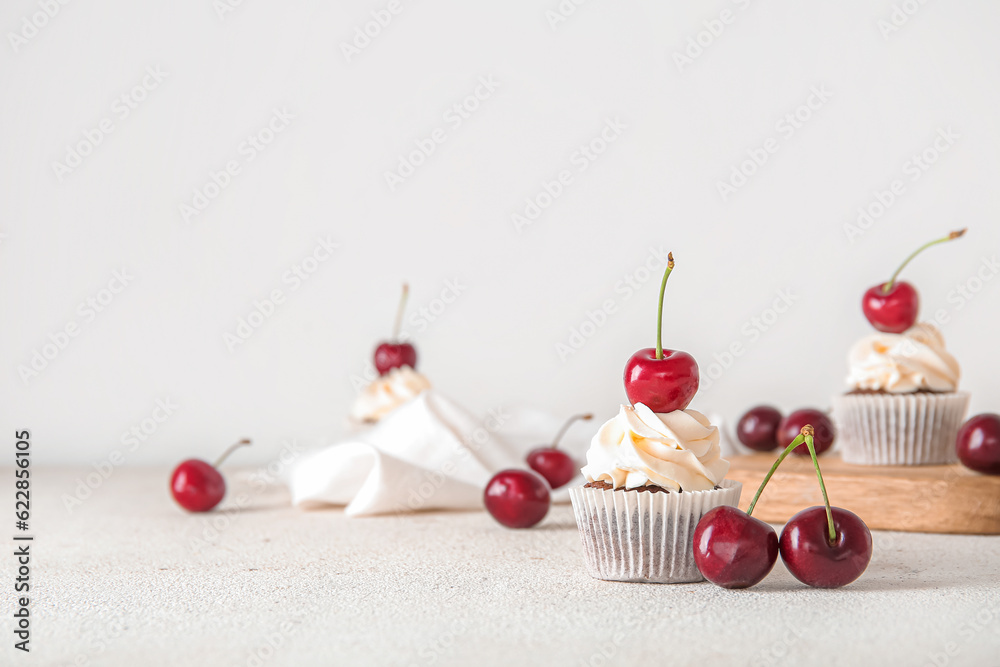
[2,0,998,464]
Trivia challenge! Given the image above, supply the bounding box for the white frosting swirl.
[846,322,959,393]
[580,403,729,492]
[350,366,431,423]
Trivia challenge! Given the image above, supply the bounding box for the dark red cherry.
[956,413,1000,475]
[779,506,872,588]
[737,406,783,452]
[527,413,592,489]
[694,506,779,588]
[374,342,417,375]
[624,348,700,413]
[169,439,250,513]
[777,409,835,456]
[862,281,918,334]
[484,469,550,529]
[374,283,417,375]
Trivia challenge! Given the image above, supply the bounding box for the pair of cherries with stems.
[694,425,873,589]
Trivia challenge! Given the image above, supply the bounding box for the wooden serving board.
[726,454,1000,535]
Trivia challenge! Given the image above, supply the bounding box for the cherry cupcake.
[570,404,740,583]
[833,322,968,465]
[351,284,431,425]
[567,253,741,583]
[833,230,969,465]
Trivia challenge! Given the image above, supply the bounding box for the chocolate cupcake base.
[568,480,742,584]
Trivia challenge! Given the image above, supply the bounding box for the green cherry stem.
[745,432,805,517]
[213,438,251,468]
[882,228,967,294]
[392,283,409,340]
[655,252,675,360]
[549,413,593,450]
[804,430,837,544]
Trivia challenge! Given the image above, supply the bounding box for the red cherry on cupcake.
[374,283,417,375]
[694,505,778,588]
[526,413,592,490]
[737,405,783,452]
[778,409,835,457]
[780,506,872,588]
[862,228,966,333]
[623,253,700,413]
[170,439,251,512]
[955,413,1000,475]
[484,469,551,529]
[862,282,919,335]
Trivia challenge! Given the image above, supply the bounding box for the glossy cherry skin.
[170,460,226,512]
[862,281,919,334]
[956,413,1000,475]
[779,506,872,588]
[694,506,779,588]
[484,469,550,529]
[623,348,699,413]
[374,342,417,375]
[526,448,576,490]
[777,409,836,457]
[737,406,783,452]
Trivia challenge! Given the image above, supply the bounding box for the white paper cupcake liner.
[568,480,742,584]
[833,392,969,466]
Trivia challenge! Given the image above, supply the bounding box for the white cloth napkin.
[290,390,584,516]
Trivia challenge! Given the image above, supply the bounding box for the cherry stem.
[392,283,409,340]
[550,413,593,449]
[745,433,804,516]
[804,432,837,545]
[213,438,251,468]
[655,253,675,360]
[883,228,967,293]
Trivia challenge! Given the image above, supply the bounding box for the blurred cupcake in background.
[833,322,969,465]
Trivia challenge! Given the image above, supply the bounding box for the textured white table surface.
[3,467,999,667]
